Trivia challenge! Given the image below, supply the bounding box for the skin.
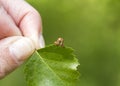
[0,0,45,79]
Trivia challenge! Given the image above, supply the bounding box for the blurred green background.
[1,0,120,86]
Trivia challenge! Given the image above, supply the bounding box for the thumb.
[0,36,35,79]
[9,37,35,62]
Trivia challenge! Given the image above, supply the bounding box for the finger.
[0,36,23,46]
[0,36,35,79]
[0,6,22,39]
[0,0,44,48]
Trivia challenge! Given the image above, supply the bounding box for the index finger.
[0,0,44,48]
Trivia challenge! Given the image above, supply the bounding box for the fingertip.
[9,37,35,62]
[19,10,42,49]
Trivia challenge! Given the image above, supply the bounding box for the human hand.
[0,0,45,79]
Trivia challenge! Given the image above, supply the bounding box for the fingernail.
[39,34,45,48]
[29,35,39,49]
[9,37,35,61]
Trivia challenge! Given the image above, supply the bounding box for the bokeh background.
[0,0,120,86]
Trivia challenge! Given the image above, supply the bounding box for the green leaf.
[24,44,80,86]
